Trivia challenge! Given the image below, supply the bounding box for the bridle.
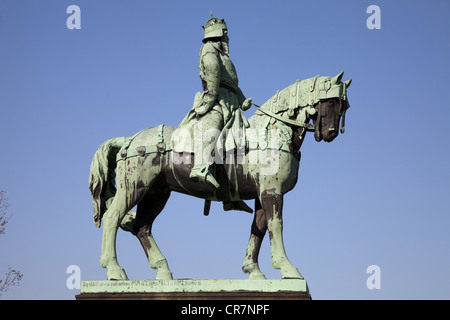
[251,99,348,134]
[251,102,316,132]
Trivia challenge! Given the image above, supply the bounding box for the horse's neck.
[247,80,307,133]
[257,80,302,115]
[246,111,302,154]
[247,78,322,153]
[247,104,311,155]
[255,76,323,115]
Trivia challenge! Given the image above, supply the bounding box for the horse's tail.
[89,137,127,228]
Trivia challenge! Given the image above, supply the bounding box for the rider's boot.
[189,163,220,190]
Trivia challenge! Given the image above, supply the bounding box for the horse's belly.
[221,163,258,200]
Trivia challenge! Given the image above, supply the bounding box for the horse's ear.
[332,71,344,84]
[344,79,352,88]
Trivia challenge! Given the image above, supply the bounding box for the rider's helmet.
[202,12,228,43]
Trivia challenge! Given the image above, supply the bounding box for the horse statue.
[89,71,352,280]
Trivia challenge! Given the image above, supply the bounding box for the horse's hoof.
[243,263,266,280]
[281,266,303,280]
[248,272,266,280]
[153,259,173,280]
[156,270,173,280]
[107,267,128,280]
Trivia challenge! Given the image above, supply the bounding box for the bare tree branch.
[0,190,23,296]
[0,190,9,235]
[0,267,24,295]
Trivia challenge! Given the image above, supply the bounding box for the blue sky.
[0,0,449,299]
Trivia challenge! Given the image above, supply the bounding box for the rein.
[251,102,315,132]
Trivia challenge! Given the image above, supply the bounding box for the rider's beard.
[220,41,229,56]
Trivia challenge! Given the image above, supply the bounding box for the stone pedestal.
[76,279,311,300]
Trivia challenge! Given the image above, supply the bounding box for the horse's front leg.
[242,199,267,279]
[260,190,303,279]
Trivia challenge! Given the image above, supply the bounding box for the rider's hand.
[241,98,252,111]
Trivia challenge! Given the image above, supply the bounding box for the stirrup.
[190,164,220,190]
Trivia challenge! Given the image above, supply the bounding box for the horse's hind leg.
[134,190,173,280]
[100,188,133,280]
[100,155,159,280]
[242,198,267,279]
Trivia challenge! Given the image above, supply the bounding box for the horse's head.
[312,72,351,142]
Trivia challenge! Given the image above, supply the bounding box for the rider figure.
[179,13,253,213]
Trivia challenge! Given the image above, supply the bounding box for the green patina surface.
[81,279,308,294]
[88,12,352,283]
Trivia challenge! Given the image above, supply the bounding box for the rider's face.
[220,30,229,55]
[221,30,229,44]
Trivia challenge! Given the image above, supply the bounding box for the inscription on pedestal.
[76,279,311,300]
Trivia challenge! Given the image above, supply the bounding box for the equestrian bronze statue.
[89,14,352,281]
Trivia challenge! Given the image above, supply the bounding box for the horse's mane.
[258,73,348,117]
[258,76,320,117]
